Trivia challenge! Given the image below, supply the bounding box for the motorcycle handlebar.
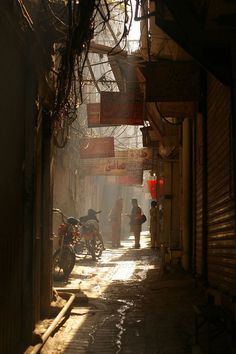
[53,208,61,213]
[52,208,67,223]
[53,208,81,225]
[53,208,101,226]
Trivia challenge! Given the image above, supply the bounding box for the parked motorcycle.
[74,210,104,261]
[52,208,80,280]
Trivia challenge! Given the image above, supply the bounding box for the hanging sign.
[116,148,152,160]
[100,91,144,125]
[87,103,119,128]
[116,148,153,170]
[79,148,152,174]
[78,158,143,176]
[79,137,115,159]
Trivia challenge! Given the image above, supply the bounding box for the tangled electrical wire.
[51,0,96,147]
[49,0,132,148]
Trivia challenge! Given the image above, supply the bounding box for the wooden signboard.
[87,103,119,127]
[79,148,152,175]
[100,91,144,125]
[79,158,143,176]
[79,137,115,159]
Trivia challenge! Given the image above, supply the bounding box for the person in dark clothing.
[80,209,100,223]
[127,198,142,249]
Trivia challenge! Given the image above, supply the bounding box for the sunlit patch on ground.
[111,261,136,281]
[53,232,156,293]
[49,232,165,354]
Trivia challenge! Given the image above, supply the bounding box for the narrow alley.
[28,233,210,354]
[2,2,236,354]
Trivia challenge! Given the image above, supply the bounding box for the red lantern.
[147,179,157,199]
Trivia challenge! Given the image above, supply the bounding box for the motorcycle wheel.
[85,239,96,261]
[94,237,103,259]
[73,240,86,256]
[53,247,75,280]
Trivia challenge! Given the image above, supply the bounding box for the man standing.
[128,198,142,249]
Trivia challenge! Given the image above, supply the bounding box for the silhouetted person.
[127,198,142,249]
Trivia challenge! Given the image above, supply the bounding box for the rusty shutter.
[207,74,236,294]
[195,113,204,278]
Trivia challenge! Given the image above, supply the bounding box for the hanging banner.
[79,148,152,175]
[80,137,115,159]
[79,158,143,176]
[116,147,152,160]
[116,148,153,170]
[100,91,144,125]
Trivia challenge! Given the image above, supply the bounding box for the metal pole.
[24,293,75,354]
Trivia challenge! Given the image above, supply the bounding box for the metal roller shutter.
[207,74,236,295]
[195,114,204,277]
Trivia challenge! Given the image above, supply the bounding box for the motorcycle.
[52,208,80,280]
[73,211,104,261]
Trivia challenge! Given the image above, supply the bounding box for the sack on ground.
[140,214,147,224]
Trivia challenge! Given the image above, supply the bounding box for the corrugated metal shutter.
[207,74,236,295]
[195,114,204,277]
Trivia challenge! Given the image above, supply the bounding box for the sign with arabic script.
[116,148,152,170]
[115,148,152,160]
[78,158,143,176]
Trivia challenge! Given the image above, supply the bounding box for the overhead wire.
[49,0,134,148]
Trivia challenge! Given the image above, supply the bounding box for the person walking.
[149,200,158,249]
[127,198,142,249]
[109,198,123,248]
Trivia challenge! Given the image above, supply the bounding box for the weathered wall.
[0,6,54,353]
[0,11,35,354]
